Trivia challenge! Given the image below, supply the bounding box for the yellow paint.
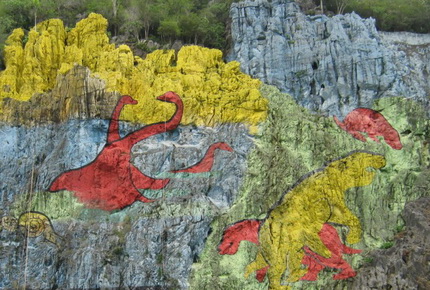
[247,152,386,289]
[0,19,66,103]
[0,14,267,129]
[19,212,61,246]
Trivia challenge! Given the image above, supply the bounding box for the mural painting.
[300,223,362,281]
[48,92,233,211]
[218,151,386,289]
[0,12,428,290]
[1,212,61,247]
[333,108,403,150]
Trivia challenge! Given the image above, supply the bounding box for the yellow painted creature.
[219,151,386,289]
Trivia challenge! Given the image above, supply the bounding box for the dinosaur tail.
[333,116,346,131]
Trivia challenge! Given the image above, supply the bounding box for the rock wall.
[229,0,430,117]
[351,196,430,289]
[0,12,429,290]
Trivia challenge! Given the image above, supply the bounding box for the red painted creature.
[333,108,402,150]
[218,220,361,282]
[49,92,183,210]
[49,92,234,211]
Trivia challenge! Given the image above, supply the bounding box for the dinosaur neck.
[107,100,125,144]
[121,97,183,147]
[204,146,217,162]
[163,98,183,131]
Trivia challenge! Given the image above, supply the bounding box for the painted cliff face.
[1,12,429,290]
[0,212,61,247]
[48,92,234,211]
[219,151,386,289]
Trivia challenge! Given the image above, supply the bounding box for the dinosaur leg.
[329,206,362,245]
[333,117,347,131]
[341,244,362,255]
[285,248,308,283]
[332,263,358,280]
[305,224,361,280]
[300,247,325,281]
[266,256,291,290]
[302,245,358,281]
[130,164,170,190]
[305,229,331,258]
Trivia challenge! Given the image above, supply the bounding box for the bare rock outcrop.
[229,0,430,117]
[351,196,430,289]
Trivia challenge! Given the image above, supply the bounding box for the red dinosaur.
[300,223,362,281]
[333,108,402,150]
[218,221,361,282]
[171,142,233,173]
[49,92,183,211]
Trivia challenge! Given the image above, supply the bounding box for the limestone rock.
[0,14,267,129]
[229,0,430,117]
[351,197,430,289]
[1,66,119,126]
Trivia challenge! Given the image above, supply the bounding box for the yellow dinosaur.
[244,151,386,289]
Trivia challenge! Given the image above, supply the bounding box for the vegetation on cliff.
[300,0,430,33]
[1,0,429,71]
[0,0,235,63]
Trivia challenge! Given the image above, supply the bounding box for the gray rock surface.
[229,0,430,117]
[351,196,430,289]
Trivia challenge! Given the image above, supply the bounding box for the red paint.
[171,142,233,173]
[255,266,269,282]
[218,221,361,282]
[49,92,183,211]
[334,108,402,150]
[218,219,261,255]
[300,223,362,281]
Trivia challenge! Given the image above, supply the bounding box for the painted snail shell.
[18,212,50,237]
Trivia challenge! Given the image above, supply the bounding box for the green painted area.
[11,190,84,220]
[10,188,219,224]
[189,85,430,289]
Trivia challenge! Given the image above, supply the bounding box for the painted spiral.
[1,211,61,246]
[18,212,50,237]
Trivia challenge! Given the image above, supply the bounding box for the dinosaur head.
[214,142,233,152]
[157,91,181,103]
[382,128,403,150]
[120,95,138,105]
[326,151,386,189]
